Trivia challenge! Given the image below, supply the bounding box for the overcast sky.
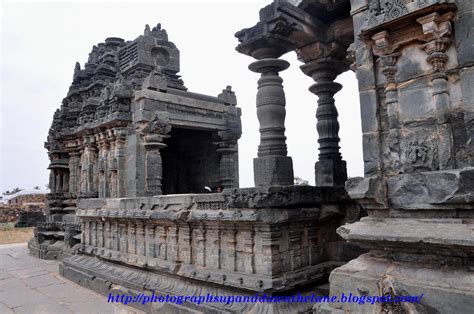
[0,0,363,192]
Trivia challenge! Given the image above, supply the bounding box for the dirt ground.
[0,223,33,244]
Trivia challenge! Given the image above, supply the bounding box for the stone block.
[398,76,434,122]
[325,254,474,314]
[454,1,474,67]
[253,156,294,186]
[359,90,379,133]
[387,169,474,209]
[345,176,386,210]
[362,132,380,175]
[356,59,377,91]
[460,67,474,112]
[315,159,347,187]
[395,45,429,83]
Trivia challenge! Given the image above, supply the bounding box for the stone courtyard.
[0,243,141,314]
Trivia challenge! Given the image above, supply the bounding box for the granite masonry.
[235,0,474,312]
[30,0,473,312]
[30,24,242,260]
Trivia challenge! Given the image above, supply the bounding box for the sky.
[0,0,363,192]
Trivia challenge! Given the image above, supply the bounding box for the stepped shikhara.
[31,0,474,312]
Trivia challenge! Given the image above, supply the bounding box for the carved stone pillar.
[67,151,80,193]
[97,132,110,198]
[56,171,62,193]
[418,12,455,169]
[62,172,69,192]
[107,130,117,198]
[371,31,402,173]
[143,139,167,196]
[301,58,348,187]
[84,135,98,194]
[249,58,294,186]
[138,115,171,196]
[215,131,238,189]
[49,170,55,192]
[114,128,127,197]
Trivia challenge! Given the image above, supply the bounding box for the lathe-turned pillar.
[301,58,348,187]
[249,57,294,186]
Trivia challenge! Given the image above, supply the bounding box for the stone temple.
[32,0,473,313]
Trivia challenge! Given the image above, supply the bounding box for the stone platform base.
[28,238,72,260]
[61,254,330,313]
[315,254,474,313]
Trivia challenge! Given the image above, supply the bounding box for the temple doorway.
[161,128,221,194]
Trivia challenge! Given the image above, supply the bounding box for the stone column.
[301,59,348,187]
[215,140,238,189]
[249,58,294,186]
[143,137,167,196]
[138,115,171,196]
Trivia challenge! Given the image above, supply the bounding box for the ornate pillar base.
[315,159,347,187]
[254,155,294,187]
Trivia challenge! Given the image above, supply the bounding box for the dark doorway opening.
[161,128,221,194]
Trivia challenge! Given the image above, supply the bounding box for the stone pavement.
[0,243,142,314]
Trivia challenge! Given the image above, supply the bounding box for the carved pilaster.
[301,55,348,187]
[145,225,155,258]
[105,221,111,250]
[249,58,294,186]
[128,222,136,255]
[83,135,98,194]
[111,221,119,251]
[195,225,206,267]
[179,225,192,264]
[91,221,97,247]
[418,12,455,169]
[114,128,127,197]
[119,222,128,253]
[97,132,110,198]
[223,226,236,272]
[371,31,402,173]
[136,222,145,256]
[158,225,167,260]
[107,130,117,197]
[97,221,104,248]
[167,225,178,262]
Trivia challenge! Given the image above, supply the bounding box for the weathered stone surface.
[318,253,474,314]
[387,168,474,210]
[33,23,242,260]
[253,156,294,187]
[338,217,474,251]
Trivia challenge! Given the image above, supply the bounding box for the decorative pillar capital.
[137,115,171,149]
[417,12,454,75]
